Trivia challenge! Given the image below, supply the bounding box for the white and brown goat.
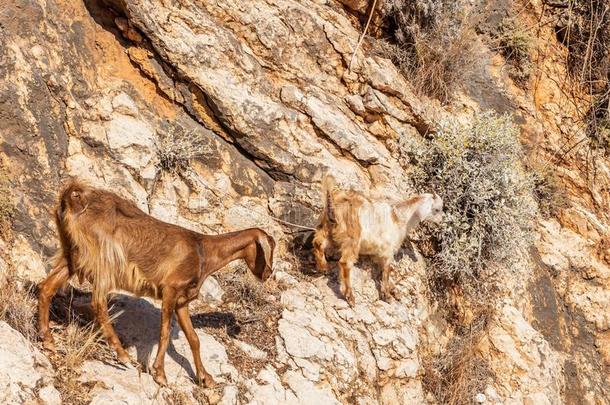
[313,175,443,305]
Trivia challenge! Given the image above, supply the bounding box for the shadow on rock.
[108,295,196,379]
[191,311,240,337]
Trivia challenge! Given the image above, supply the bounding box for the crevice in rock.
[83,0,290,183]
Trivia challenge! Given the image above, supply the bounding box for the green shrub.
[404,112,537,305]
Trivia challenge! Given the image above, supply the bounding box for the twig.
[348,0,378,72]
[234,204,317,231]
[267,215,316,231]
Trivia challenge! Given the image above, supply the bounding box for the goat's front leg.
[175,304,216,387]
[379,257,395,302]
[92,296,130,364]
[338,248,357,306]
[152,287,177,386]
[38,265,70,351]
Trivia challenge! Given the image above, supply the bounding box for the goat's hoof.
[41,337,56,353]
[117,351,131,365]
[345,294,355,307]
[316,263,329,273]
[197,373,216,388]
[152,369,168,386]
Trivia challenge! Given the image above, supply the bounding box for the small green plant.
[528,160,569,218]
[496,17,534,84]
[0,167,13,235]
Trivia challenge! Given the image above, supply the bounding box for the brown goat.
[38,179,275,387]
[313,175,443,305]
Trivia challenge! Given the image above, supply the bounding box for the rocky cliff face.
[0,0,608,404]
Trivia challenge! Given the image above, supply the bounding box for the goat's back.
[57,182,203,299]
[357,199,405,258]
[325,190,405,258]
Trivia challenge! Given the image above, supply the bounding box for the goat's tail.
[321,174,337,224]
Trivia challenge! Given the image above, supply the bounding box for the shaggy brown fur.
[313,175,443,305]
[38,179,275,387]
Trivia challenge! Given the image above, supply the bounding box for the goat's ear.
[254,234,275,281]
[56,202,65,222]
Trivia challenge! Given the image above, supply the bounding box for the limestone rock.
[2,0,610,403]
[0,322,60,405]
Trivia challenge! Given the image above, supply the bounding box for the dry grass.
[377,0,480,102]
[191,266,282,378]
[0,270,109,404]
[50,321,107,405]
[0,273,38,341]
[422,317,492,405]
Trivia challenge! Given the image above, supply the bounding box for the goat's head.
[58,179,94,220]
[250,232,276,282]
[419,193,444,224]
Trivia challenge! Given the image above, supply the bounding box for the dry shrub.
[378,0,480,101]
[165,386,196,405]
[547,1,610,151]
[553,0,610,87]
[587,92,610,152]
[191,384,225,405]
[157,127,213,174]
[0,165,13,236]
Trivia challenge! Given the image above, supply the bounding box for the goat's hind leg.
[379,257,395,302]
[313,228,330,272]
[92,296,130,365]
[175,304,216,387]
[38,265,70,351]
[152,287,177,386]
